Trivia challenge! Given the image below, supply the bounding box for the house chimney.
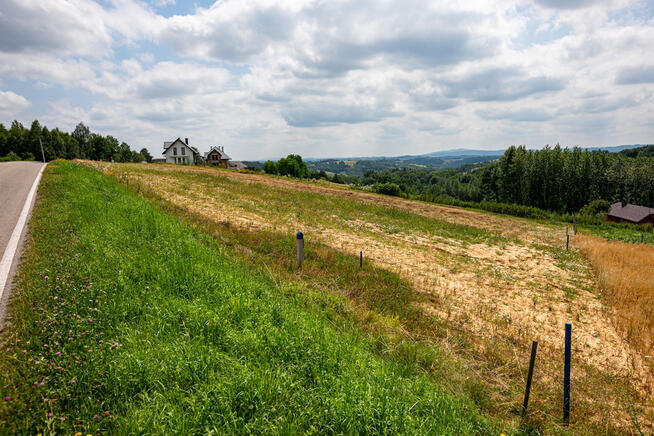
[621,200,627,208]
[185,138,188,145]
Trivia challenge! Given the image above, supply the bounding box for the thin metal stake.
[566,234,569,251]
[359,251,363,268]
[564,323,572,424]
[522,340,538,417]
[296,232,304,270]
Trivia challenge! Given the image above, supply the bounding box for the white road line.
[0,163,46,300]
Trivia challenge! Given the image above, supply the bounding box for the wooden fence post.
[296,232,304,270]
[522,340,538,418]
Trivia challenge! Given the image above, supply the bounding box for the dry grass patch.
[576,234,654,379]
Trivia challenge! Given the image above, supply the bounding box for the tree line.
[0,120,152,163]
[259,145,654,217]
[481,145,654,211]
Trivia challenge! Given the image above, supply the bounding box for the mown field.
[1,160,652,434]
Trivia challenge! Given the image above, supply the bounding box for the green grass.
[128,165,513,246]
[0,161,499,434]
[581,222,654,244]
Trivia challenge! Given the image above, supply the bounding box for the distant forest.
[306,154,500,176]
[480,145,654,211]
[0,120,151,163]
[357,145,654,212]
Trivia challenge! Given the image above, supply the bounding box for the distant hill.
[617,144,654,158]
[422,148,505,157]
[255,144,648,176]
[299,144,646,162]
[585,144,649,153]
[305,154,501,177]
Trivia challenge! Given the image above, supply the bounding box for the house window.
[181,147,185,155]
[173,147,177,155]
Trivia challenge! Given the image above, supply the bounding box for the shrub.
[277,154,309,178]
[262,160,278,174]
[21,152,36,161]
[0,151,21,162]
[374,182,402,196]
[579,199,611,216]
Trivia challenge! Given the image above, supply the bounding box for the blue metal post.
[564,322,572,424]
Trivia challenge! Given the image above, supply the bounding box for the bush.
[21,152,36,161]
[262,160,278,174]
[278,154,309,178]
[0,151,21,162]
[374,182,402,196]
[579,199,611,216]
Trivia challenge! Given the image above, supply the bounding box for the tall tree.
[72,122,91,158]
[140,148,153,163]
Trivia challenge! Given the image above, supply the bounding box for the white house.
[162,137,200,164]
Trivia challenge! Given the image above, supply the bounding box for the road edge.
[0,162,46,334]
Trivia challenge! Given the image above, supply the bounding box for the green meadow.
[0,161,500,434]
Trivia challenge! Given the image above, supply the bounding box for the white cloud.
[1,0,654,159]
[0,53,98,86]
[0,0,112,57]
[0,90,31,115]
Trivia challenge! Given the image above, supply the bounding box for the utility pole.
[39,139,46,163]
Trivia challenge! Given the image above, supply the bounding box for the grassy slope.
[0,161,498,434]
[88,162,652,434]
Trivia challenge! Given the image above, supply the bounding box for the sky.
[0,0,653,160]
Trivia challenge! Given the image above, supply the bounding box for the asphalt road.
[0,161,45,330]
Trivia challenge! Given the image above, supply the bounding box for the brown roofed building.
[204,146,231,168]
[606,202,654,224]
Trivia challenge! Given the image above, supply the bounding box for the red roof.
[607,202,654,223]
